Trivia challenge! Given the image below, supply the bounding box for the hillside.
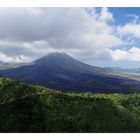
[1,78,140,132]
[1,52,140,93]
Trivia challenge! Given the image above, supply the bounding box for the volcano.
[1,52,140,93]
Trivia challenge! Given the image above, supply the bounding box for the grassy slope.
[0,78,140,132]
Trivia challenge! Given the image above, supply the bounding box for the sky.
[0,7,140,68]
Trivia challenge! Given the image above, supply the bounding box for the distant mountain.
[103,67,140,82]
[0,60,5,65]
[0,52,140,93]
[104,67,140,73]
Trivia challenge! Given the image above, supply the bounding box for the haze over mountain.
[104,67,140,74]
[0,60,5,65]
[0,52,140,93]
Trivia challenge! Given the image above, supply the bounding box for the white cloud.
[118,23,140,38]
[127,14,139,24]
[0,52,31,63]
[109,47,140,61]
[98,7,114,22]
[2,8,140,65]
[25,8,43,16]
[0,8,122,63]
[117,14,140,40]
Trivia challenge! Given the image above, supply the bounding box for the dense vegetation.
[1,77,140,132]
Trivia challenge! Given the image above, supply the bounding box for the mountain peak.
[34,52,76,65]
[33,52,104,74]
[46,52,69,57]
[44,52,72,60]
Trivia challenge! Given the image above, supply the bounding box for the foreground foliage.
[0,78,140,132]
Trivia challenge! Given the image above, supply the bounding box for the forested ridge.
[0,77,140,132]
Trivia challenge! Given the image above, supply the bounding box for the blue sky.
[85,7,140,68]
[0,8,140,68]
[110,8,140,67]
[96,8,140,50]
[109,8,140,25]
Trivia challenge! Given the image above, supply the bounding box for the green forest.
[1,77,140,132]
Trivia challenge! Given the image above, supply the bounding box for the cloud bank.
[0,7,139,66]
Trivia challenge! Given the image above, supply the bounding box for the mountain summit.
[34,52,104,73]
[34,52,71,65]
[0,52,140,93]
